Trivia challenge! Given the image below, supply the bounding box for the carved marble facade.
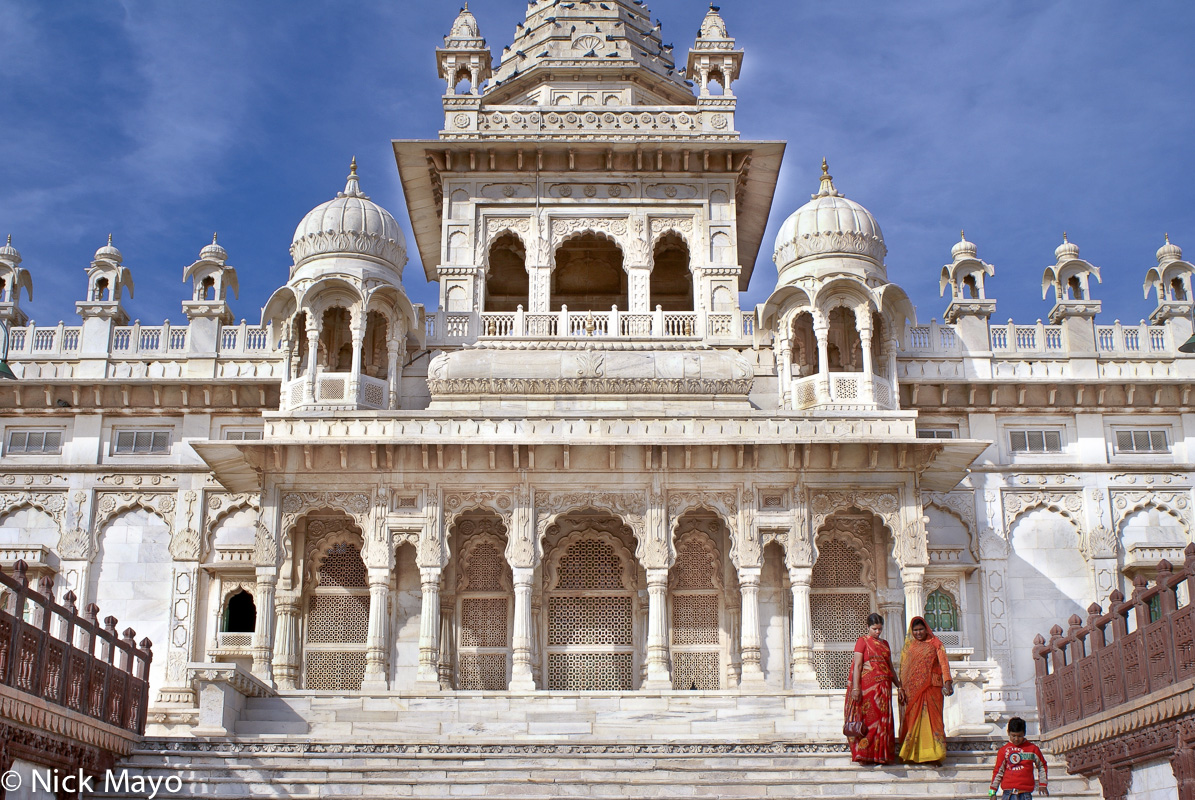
[0,2,1192,753]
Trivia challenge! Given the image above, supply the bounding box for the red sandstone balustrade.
[0,559,152,734]
[1034,542,1195,733]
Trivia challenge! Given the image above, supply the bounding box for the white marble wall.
[1128,758,1179,800]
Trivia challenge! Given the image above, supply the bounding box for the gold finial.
[212,232,219,244]
[107,233,113,245]
[1062,231,1068,243]
[1166,232,1171,244]
[350,156,358,176]
[821,157,829,177]
[960,230,966,242]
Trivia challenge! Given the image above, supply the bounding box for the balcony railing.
[790,372,897,411]
[904,321,961,354]
[1095,320,1168,355]
[426,307,753,343]
[1034,544,1195,734]
[0,560,153,735]
[281,372,390,411]
[990,320,1065,354]
[5,320,277,360]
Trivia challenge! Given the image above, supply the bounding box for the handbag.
[843,696,865,739]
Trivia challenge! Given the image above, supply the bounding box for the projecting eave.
[191,441,263,493]
[918,439,990,492]
[393,139,785,288]
[485,62,696,107]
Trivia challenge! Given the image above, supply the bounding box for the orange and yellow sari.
[898,616,952,763]
[847,634,896,764]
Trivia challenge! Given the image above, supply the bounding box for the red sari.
[846,634,896,764]
[898,616,952,763]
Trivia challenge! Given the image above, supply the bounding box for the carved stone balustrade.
[1033,545,1195,800]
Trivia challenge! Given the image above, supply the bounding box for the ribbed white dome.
[1054,233,1080,262]
[290,159,407,274]
[1157,234,1182,265]
[773,163,886,268]
[0,235,20,265]
[94,234,123,264]
[951,231,977,261]
[200,233,228,262]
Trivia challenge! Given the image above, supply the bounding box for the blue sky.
[1,0,1192,330]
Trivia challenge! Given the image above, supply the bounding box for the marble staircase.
[102,740,1098,799]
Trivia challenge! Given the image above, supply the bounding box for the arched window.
[924,589,958,633]
[668,529,723,689]
[320,307,353,372]
[453,67,472,95]
[552,233,626,311]
[485,233,529,313]
[963,274,978,299]
[1067,275,1084,300]
[810,524,876,690]
[93,277,110,301]
[304,538,369,691]
[201,276,216,301]
[222,589,257,633]
[650,232,692,312]
[0,278,7,301]
[1171,277,1188,302]
[456,534,513,690]
[544,532,636,690]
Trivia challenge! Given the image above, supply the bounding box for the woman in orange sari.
[847,613,902,764]
[898,616,953,763]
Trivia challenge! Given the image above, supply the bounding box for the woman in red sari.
[898,616,953,763]
[847,613,902,764]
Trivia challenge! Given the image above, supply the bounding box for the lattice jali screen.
[547,653,633,691]
[459,653,508,691]
[548,596,633,646]
[810,593,871,645]
[672,541,717,590]
[318,542,368,588]
[811,539,864,588]
[812,650,855,690]
[307,595,369,644]
[460,597,509,648]
[305,651,366,692]
[555,539,625,590]
[464,542,510,591]
[672,651,720,691]
[671,594,719,645]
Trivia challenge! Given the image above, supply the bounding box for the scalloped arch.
[550,228,626,272]
[1115,498,1190,538]
[544,527,637,591]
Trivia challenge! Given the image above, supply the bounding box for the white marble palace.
[1,0,1193,753]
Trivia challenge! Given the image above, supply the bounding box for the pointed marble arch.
[666,490,741,566]
[548,220,628,271]
[922,491,980,562]
[670,525,725,591]
[812,515,878,590]
[648,217,697,264]
[808,489,910,567]
[203,492,261,560]
[1110,489,1192,539]
[480,217,533,270]
[93,492,177,540]
[533,489,646,563]
[543,527,638,592]
[454,525,514,593]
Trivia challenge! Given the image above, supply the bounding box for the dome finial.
[1063,231,1068,243]
[960,230,966,241]
[813,158,841,199]
[5,234,9,247]
[108,233,113,246]
[1166,232,1170,244]
[342,157,366,199]
[212,232,219,245]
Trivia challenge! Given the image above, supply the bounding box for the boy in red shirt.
[989,717,1048,799]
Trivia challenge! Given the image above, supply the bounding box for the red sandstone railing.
[1034,543,1195,733]
[0,560,152,734]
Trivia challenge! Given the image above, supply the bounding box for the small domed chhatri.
[200,232,228,263]
[951,230,977,262]
[94,233,123,263]
[1157,232,1183,265]
[290,158,407,275]
[773,160,887,278]
[447,3,484,44]
[0,234,20,264]
[1054,231,1080,262]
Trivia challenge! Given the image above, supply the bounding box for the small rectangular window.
[6,430,63,455]
[1114,429,1170,454]
[223,430,264,441]
[113,430,171,455]
[1009,429,1063,454]
[916,429,956,440]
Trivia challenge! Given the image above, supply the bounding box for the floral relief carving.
[94,491,176,537]
[809,490,902,561]
[0,491,68,528]
[427,377,753,396]
[1109,489,1191,536]
[280,492,371,538]
[534,490,646,554]
[1001,490,1083,532]
[923,490,979,561]
[444,491,513,530]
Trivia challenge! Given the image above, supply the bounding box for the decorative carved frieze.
[809,490,904,563]
[427,377,753,396]
[534,490,646,550]
[1110,488,1191,535]
[923,490,979,561]
[1001,489,1083,531]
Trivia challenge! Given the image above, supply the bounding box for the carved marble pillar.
[627,266,652,313]
[347,313,365,404]
[416,567,443,688]
[438,605,454,688]
[737,566,766,687]
[361,566,391,691]
[510,567,536,690]
[856,309,875,404]
[387,339,405,411]
[304,324,320,402]
[643,568,671,690]
[813,316,830,403]
[776,338,793,409]
[901,565,926,622]
[272,591,302,689]
[252,568,277,685]
[529,266,551,313]
[877,587,905,658]
[787,566,817,688]
[157,562,200,704]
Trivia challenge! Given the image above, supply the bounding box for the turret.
[183,234,240,354]
[0,235,33,327]
[1042,233,1101,354]
[77,235,133,325]
[939,232,997,353]
[687,5,743,98]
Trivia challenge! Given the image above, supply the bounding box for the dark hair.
[1007,717,1026,735]
[866,613,884,627]
[911,618,928,630]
